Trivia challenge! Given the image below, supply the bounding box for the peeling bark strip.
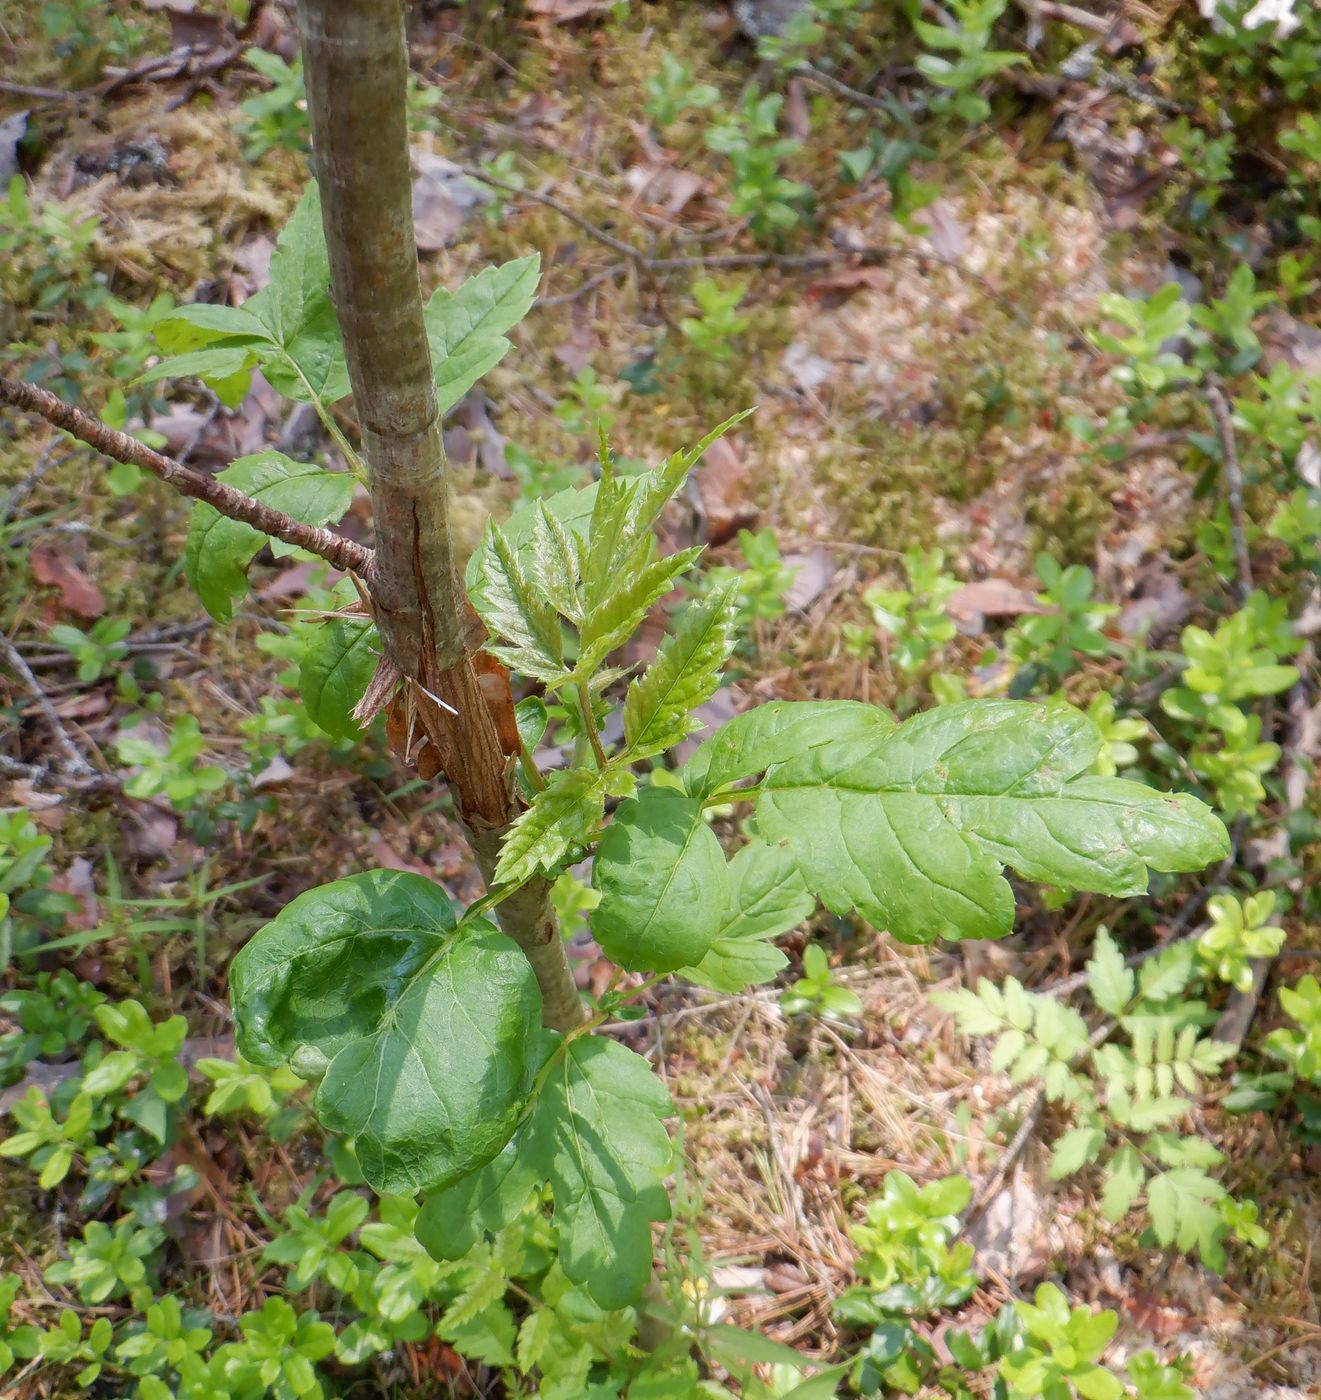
[0,377,374,577]
[295,0,583,1031]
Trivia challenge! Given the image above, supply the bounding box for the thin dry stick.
[0,378,374,577]
[0,631,95,778]
[1207,380,1253,606]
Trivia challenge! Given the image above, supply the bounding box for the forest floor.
[2,1,1320,1397]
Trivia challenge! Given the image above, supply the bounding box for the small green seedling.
[781,944,862,1021]
[1198,891,1286,991]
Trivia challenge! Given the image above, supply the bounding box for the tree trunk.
[296,0,583,1033]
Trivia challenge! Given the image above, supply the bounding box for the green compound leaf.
[525,1035,673,1309]
[185,452,354,622]
[464,480,609,593]
[622,580,740,762]
[470,519,566,685]
[424,254,540,413]
[756,699,1228,944]
[493,768,607,887]
[681,699,891,799]
[299,616,378,739]
[678,838,814,992]
[229,870,542,1196]
[591,786,729,973]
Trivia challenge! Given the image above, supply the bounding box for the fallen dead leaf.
[30,545,104,619]
[526,0,611,17]
[946,578,1041,628]
[783,548,837,613]
[782,341,833,394]
[411,152,486,252]
[695,435,758,546]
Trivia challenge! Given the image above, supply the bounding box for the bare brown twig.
[0,378,374,577]
[1207,380,1253,606]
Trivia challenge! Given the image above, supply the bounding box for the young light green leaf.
[1146,1167,1225,1258]
[678,839,814,992]
[229,870,542,1196]
[1048,1125,1105,1179]
[424,255,540,413]
[463,480,613,593]
[1086,926,1135,1016]
[185,453,355,621]
[470,519,567,684]
[757,700,1228,944]
[299,616,378,738]
[592,786,729,973]
[575,547,704,680]
[525,1035,673,1309]
[494,768,606,887]
[1100,1145,1145,1222]
[681,699,891,799]
[622,581,740,762]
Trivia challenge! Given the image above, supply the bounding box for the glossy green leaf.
[622,581,740,761]
[185,452,355,622]
[525,1035,673,1308]
[229,870,542,1195]
[681,699,890,799]
[424,255,540,413]
[415,1134,545,1263]
[299,616,378,738]
[592,787,729,973]
[757,700,1228,944]
[678,839,813,992]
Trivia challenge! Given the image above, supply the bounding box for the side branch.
[0,377,375,577]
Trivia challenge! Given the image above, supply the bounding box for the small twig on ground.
[1207,379,1254,606]
[789,61,891,113]
[0,632,96,779]
[0,378,374,577]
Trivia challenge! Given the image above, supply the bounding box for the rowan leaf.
[424,255,539,413]
[592,787,729,973]
[494,768,606,886]
[525,1035,673,1309]
[756,699,1228,944]
[229,870,542,1196]
[678,839,813,992]
[622,581,740,762]
[470,519,567,684]
[575,547,703,680]
[185,452,355,622]
[299,616,378,738]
